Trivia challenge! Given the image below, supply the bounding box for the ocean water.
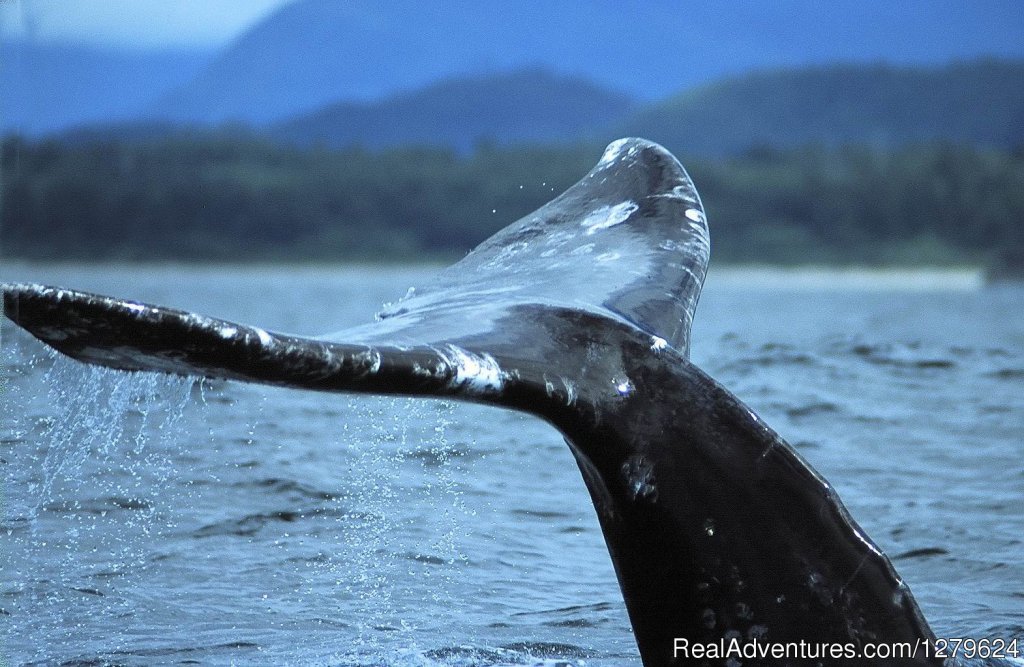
[0,263,1021,666]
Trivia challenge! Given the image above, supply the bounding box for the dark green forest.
[2,135,1022,273]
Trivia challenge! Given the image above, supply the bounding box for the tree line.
[2,135,1021,274]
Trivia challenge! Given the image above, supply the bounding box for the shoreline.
[704,265,987,290]
[0,260,992,291]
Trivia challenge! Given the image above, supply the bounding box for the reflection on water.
[1,263,1022,665]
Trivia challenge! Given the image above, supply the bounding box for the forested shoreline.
[2,136,1022,274]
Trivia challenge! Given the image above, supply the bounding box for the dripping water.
[3,356,194,663]
[327,397,473,666]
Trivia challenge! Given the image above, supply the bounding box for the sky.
[0,0,296,49]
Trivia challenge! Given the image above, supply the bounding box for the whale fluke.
[2,139,941,666]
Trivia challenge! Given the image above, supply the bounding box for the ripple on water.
[848,342,958,369]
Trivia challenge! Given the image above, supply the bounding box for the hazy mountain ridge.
[265,59,1024,155]
[614,59,1024,155]
[271,69,633,151]
[3,1,1022,135]
[150,0,1024,126]
[16,57,1024,160]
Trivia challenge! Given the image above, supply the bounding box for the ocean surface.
[1,263,1021,666]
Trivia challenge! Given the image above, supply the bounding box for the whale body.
[5,138,1006,666]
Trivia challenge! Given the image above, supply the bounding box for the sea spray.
[321,396,473,665]
[4,356,194,663]
[418,400,473,596]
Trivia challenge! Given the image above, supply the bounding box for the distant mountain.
[614,60,1024,156]
[153,0,1024,126]
[272,70,632,150]
[275,60,1024,154]
[40,60,1024,157]
[0,42,211,136]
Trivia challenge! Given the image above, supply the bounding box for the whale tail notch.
[1,139,939,666]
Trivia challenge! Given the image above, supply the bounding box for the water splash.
[319,397,473,665]
[3,356,194,663]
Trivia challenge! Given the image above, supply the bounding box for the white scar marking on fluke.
[352,347,382,375]
[562,378,578,406]
[124,303,146,314]
[252,327,273,346]
[219,326,238,339]
[581,201,638,235]
[685,208,705,223]
[439,345,505,394]
[598,138,631,167]
[653,184,701,206]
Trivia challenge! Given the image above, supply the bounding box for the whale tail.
[2,139,938,666]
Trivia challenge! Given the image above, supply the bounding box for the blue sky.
[0,0,295,48]
[3,0,1023,58]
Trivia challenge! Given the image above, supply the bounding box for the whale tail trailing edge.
[1,139,939,666]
